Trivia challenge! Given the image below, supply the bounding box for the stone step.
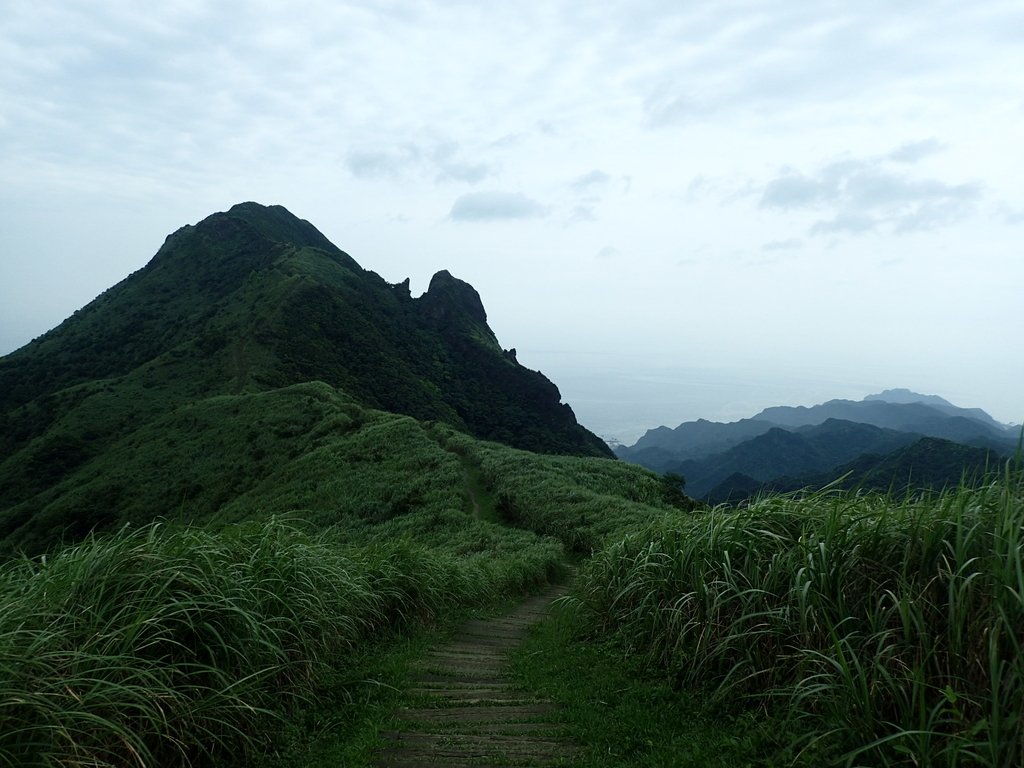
[396,703,557,724]
[372,581,576,767]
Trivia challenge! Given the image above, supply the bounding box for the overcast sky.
[2,1,1022,442]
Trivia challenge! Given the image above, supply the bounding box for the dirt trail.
[373,582,577,767]
[462,465,483,520]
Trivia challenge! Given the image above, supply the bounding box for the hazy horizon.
[3,2,1021,439]
[510,351,1023,445]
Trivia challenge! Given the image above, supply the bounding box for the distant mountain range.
[616,390,1019,502]
[708,437,1005,504]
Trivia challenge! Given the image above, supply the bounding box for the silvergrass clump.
[572,466,1024,766]
[0,518,555,767]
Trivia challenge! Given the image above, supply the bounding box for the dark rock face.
[418,270,492,337]
[393,278,412,299]
[426,270,487,320]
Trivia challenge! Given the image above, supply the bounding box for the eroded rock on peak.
[421,270,489,325]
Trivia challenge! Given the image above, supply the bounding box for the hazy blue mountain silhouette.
[707,437,1007,504]
[751,398,1011,442]
[615,418,777,465]
[618,390,1017,501]
[864,388,1013,433]
[670,419,921,498]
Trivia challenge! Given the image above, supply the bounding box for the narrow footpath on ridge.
[372,581,578,767]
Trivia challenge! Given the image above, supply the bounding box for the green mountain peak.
[0,203,611,550]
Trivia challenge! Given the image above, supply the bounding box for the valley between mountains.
[1,204,1021,767]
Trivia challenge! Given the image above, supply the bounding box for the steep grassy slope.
[0,373,674,557]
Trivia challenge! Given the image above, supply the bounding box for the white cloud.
[570,205,597,222]
[346,142,494,184]
[888,138,944,164]
[449,191,549,222]
[760,151,983,236]
[347,148,418,179]
[571,169,611,190]
[1000,206,1024,225]
[684,175,714,201]
[639,2,1023,130]
[435,160,491,184]
[809,212,878,236]
[760,170,836,209]
[763,238,803,252]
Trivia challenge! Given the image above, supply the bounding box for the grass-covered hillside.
[2,381,1020,766]
[0,412,685,766]
[5,438,1019,766]
[0,374,669,556]
[0,204,608,511]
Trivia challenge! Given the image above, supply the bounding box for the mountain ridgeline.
[617,391,1019,503]
[0,203,612,552]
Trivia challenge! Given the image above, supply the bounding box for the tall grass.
[0,518,560,767]
[571,467,1024,766]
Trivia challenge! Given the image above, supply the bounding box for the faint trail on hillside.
[231,338,249,393]
[372,582,577,767]
[423,426,495,522]
[463,464,483,519]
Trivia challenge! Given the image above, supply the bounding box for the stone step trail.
[372,582,577,767]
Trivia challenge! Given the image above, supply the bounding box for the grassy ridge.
[4,382,473,554]
[570,468,1024,765]
[0,202,611,519]
[2,379,640,557]
[446,431,694,553]
[0,518,562,767]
